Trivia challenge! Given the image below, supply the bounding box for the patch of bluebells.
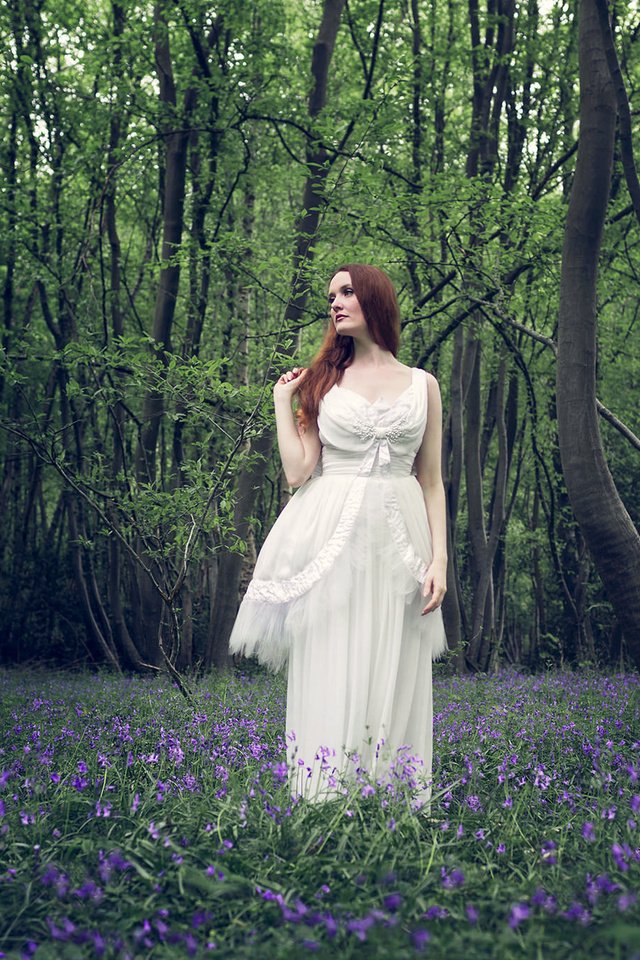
[0,907,218,958]
[440,866,465,889]
[0,668,638,956]
[257,884,403,945]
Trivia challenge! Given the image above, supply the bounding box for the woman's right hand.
[273,367,308,402]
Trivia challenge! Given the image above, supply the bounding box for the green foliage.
[0,0,638,668]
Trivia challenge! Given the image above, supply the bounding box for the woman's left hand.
[421,559,447,615]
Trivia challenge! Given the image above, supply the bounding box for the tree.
[1,0,639,676]
[556,0,640,666]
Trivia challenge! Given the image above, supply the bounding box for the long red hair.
[296,264,401,428]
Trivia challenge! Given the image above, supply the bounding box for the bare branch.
[594,0,640,229]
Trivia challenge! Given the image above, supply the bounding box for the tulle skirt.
[229,472,447,800]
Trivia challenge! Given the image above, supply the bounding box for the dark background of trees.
[0,0,638,676]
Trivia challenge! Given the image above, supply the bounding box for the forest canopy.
[0,0,638,675]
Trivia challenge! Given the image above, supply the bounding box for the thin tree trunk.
[133,2,197,663]
[593,0,640,228]
[463,337,489,664]
[206,432,273,671]
[66,495,121,671]
[443,0,517,670]
[102,0,145,672]
[283,0,347,329]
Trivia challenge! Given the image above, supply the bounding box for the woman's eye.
[328,289,353,303]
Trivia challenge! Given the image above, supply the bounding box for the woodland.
[0,0,639,679]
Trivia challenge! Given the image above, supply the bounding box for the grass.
[0,666,638,959]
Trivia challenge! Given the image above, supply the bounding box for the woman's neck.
[351,338,396,366]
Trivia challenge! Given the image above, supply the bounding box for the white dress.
[229,367,447,800]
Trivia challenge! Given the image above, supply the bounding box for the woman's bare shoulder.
[415,367,440,388]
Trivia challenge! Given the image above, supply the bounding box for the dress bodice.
[231,362,448,669]
[318,367,428,477]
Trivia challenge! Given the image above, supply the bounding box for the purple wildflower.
[191,910,212,929]
[423,905,448,920]
[618,892,637,912]
[540,839,557,864]
[272,762,288,783]
[561,901,591,925]
[46,916,76,941]
[325,915,338,939]
[611,843,629,872]
[346,916,374,942]
[581,822,596,842]
[441,867,465,889]
[383,893,403,912]
[411,929,431,950]
[148,821,161,840]
[534,766,551,790]
[531,887,557,913]
[508,902,530,929]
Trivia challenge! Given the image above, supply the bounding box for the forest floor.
[0,666,638,959]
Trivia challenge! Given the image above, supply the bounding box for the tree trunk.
[556,0,640,666]
[464,336,489,665]
[133,3,196,663]
[205,432,273,671]
[442,321,468,659]
[283,0,347,329]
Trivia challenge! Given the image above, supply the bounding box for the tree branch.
[479,299,640,452]
[594,0,640,229]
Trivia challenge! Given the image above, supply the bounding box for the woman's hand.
[421,558,447,615]
[273,367,308,402]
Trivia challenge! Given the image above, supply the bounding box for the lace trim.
[246,476,368,603]
[351,404,414,451]
[384,485,429,584]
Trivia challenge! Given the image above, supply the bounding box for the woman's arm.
[414,372,448,615]
[273,368,321,487]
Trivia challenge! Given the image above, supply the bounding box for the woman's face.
[328,271,367,338]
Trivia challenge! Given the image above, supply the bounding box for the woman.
[229,264,448,802]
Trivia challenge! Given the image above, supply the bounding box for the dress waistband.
[321,448,415,478]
